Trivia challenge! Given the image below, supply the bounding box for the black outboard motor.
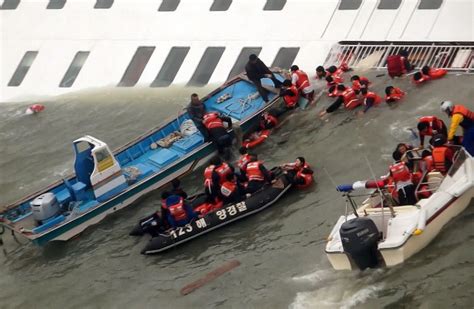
[340,217,380,270]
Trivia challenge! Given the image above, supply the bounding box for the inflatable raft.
[133,171,292,255]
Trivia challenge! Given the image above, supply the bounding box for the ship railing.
[324,42,474,73]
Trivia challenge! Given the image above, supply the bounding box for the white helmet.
[440,101,453,115]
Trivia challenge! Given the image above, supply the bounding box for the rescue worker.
[385,86,405,103]
[420,150,434,174]
[237,147,252,179]
[440,101,474,155]
[203,156,222,203]
[290,65,314,102]
[417,115,447,147]
[244,154,273,194]
[281,157,314,188]
[187,93,209,140]
[319,84,360,117]
[315,66,327,79]
[279,79,299,110]
[360,88,382,114]
[431,134,454,175]
[162,178,188,199]
[220,173,245,204]
[245,54,282,103]
[202,111,234,155]
[165,195,197,229]
[350,75,369,94]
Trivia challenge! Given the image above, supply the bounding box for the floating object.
[180,260,241,295]
[25,104,45,115]
[242,129,271,149]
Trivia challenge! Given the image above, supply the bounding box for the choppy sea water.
[0,73,473,308]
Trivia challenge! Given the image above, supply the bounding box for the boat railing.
[324,42,474,73]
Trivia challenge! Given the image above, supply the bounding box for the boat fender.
[413,208,426,235]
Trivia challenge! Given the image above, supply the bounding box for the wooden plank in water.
[180,260,241,296]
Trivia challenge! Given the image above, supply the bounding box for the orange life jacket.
[453,105,474,129]
[246,161,265,182]
[168,197,187,221]
[283,85,299,108]
[342,88,360,110]
[203,112,224,130]
[432,147,451,173]
[422,155,434,173]
[220,181,237,197]
[215,162,232,185]
[296,163,313,189]
[385,87,405,102]
[363,91,382,106]
[351,77,369,92]
[418,116,444,136]
[428,68,447,79]
[293,70,310,90]
[260,113,278,129]
[237,154,251,172]
[390,162,412,183]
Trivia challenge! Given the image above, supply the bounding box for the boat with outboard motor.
[0,73,285,246]
[131,168,293,255]
[325,147,474,270]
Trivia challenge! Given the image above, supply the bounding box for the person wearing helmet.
[440,101,474,155]
[431,134,454,174]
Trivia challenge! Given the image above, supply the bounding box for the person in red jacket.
[243,154,273,194]
[319,85,360,117]
[360,88,382,114]
[350,75,370,94]
[385,86,405,103]
[279,79,299,110]
[431,134,454,175]
[290,65,314,102]
[417,116,447,147]
[281,157,314,188]
[202,111,234,155]
[220,173,245,204]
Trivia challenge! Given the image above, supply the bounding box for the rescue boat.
[325,147,474,270]
[0,73,284,246]
[133,169,292,255]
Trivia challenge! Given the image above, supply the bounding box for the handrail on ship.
[324,42,474,73]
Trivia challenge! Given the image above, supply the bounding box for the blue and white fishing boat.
[0,74,284,245]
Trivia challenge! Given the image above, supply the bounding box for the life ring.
[428,68,447,79]
[242,129,271,149]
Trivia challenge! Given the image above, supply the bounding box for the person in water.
[359,88,382,114]
[187,93,209,140]
[319,84,359,117]
[202,111,234,156]
[350,75,369,94]
[279,79,299,110]
[385,86,405,103]
[281,157,314,188]
[440,100,474,155]
[392,143,417,171]
[245,54,282,103]
[417,116,447,147]
[315,66,327,79]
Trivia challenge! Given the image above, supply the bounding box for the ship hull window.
[118,46,155,87]
[46,0,66,9]
[187,47,226,87]
[338,0,362,10]
[60,51,90,88]
[158,0,180,12]
[210,0,232,11]
[377,0,401,10]
[418,0,443,10]
[8,51,38,87]
[227,47,262,80]
[263,0,286,11]
[151,47,190,87]
[94,0,114,9]
[0,0,20,9]
[271,47,300,70]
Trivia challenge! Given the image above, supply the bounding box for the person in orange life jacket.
[327,65,345,82]
[187,93,210,141]
[162,178,188,199]
[279,79,299,110]
[385,86,405,103]
[202,111,234,155]
[220,173,245,204]
[237,146,252,180]
[290,65,314,102]
[350,75,369,95]
[281,157,314,187]
[319,84,359,117]
[260,111,278,129]
[165,195,197,229]
[244,154,273,194]
[204,156,233,203]
[431,134,454,175]
[327,78,343,97]
[417,116,447,147]
[388,157,417,205]
[441,101,474,155]
[245,54,282,103]
[359,88,382,114]
[412,71,431,84]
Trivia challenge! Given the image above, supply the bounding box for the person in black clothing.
[187,93,209,140]
[204,112,234,157]
[166,178,188,199]
[245,54,282,103]
[399,50,413,72]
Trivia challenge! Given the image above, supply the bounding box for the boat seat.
[32,215,65,234]
[427,171,443,190]
[172,133,203,153]
[72,181,88,201]
[134,163,154,180]
[55,188,72,205]
[148,149,179,168]
[75,200,100,213]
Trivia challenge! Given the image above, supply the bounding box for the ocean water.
[0,72,473,309]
